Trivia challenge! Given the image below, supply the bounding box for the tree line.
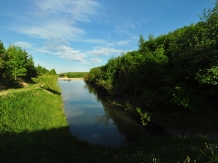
[59,72,88,78]
[85,1,218,115]
[0,41,56,82]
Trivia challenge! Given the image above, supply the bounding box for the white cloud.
[106,36,138,47]
[87,46,123,56]
[34,48,53,54]
[16,19,85,41]
[114,23,136,36]
[116,40,131,46]
[84,38,107,45]
[56,45,86,63]
[35,0,101,22]
[89,58,102,64]
[9,0,103,45]
[14,41,33,49]
[34,45,86,63]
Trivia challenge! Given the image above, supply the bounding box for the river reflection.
[59,80,145,147]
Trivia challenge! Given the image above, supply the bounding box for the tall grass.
[37,75,60,94]
[0,89,66,134]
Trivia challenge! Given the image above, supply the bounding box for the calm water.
[59,80,145,147]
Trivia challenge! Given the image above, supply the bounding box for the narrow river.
[59,80,146,147]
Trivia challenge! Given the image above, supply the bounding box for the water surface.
[59,80,145,147]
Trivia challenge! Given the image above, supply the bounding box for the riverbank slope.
[1,76,217,162]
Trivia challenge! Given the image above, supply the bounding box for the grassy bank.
[1,77,218,162]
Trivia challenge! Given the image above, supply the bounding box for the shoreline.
[58,78,83,80]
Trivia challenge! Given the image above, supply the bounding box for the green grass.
[0,89,66,133]
[37,75,60,94]
[0,77,218,162]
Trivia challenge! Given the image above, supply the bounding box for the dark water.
[59,80,146,147]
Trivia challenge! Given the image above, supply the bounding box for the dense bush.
[85,1,218,115]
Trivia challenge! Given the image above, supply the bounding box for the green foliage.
[25,55,37,79]
[60,72,87,78]
[200,142,218,162]
[0,41,39,81]
[37,75,60,94]
[0,41,6,79]
[196,65,218,85]
[85,1,218,123]
[138,34,145,49]
[136,108,151,126]
[6,45,28,80]
[0,89,66,133]
[125,101,132,111]
[49,68,57,75]
[1,75,218,163]
[36,64,50,76]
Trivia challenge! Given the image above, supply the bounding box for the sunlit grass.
[0,89,66,134]
[37,75,60,94]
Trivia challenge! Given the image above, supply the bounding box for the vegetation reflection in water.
[59,80,146,147]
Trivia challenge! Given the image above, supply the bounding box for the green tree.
[36,64,49,76]
[6,45,27,80]
[0,41,6,79]
[138,35,145,50]
[50,69,57,75]
[26,55,37,79]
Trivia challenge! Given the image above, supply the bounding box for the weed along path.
[59,80,146,147]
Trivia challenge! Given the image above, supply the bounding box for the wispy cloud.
[34,45,86,63]
[34,48,53,54]
[8,0,102,44]
[116,40,131,46]
[106,36,138,46]
[14,41,33,49]
[84,38,107,45]
[87,46,124,56]
[55,45,86,63]
[106,39,131,46]
[89,58,102,64]
[114,23,136,36]
[16,19,85,41]
[35,0,101,22]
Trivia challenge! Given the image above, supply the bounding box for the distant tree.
[26,55,37,79]
[0,41,6,79]
[36,64,43,76]
[138,35,145,50]
[49,69,57,75]
[148,33,155,40]
[66,72,71,78]
[6,45,27,80]
[36,64,49,76]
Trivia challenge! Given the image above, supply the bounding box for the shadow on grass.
[0,78,37,90]
[1,79,23,89]
[44,88,61,95]
[0,127,114,163]
[1,126,217,163]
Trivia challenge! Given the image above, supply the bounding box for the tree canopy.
[85,1,218,114]
[0,41,56,81]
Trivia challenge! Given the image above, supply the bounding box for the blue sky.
[0,0,214,73]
